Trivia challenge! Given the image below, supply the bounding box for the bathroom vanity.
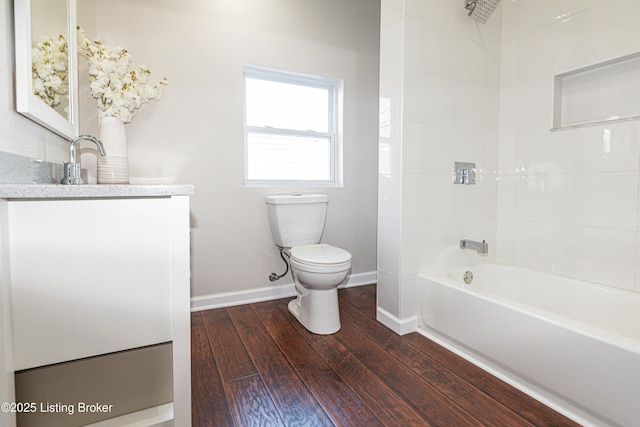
[0,184,192,427]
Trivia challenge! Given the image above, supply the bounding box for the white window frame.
[243,64,343,187]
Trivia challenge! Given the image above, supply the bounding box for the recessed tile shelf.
[552,52,640,130]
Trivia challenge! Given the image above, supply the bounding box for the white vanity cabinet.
[10,197,175,369]
[0,185,192,427]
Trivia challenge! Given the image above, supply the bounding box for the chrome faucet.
[61,135,106,185]
[460,239,488,255]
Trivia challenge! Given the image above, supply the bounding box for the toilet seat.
[290,244,351,273]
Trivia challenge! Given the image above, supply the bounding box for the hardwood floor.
[191,285,579,426]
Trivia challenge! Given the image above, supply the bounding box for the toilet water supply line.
[269,247,290,282]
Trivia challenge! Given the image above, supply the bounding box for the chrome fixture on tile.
[454,161,476,185]
[464,0,500,24]
[460,239,489,255]
[61,135,106,185]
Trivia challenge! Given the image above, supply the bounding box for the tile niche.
[553,52,640,130]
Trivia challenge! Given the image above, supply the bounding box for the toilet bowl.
[265,194,352,335]
[288,244,351,334]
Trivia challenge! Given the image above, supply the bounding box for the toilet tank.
[265,194,328,248]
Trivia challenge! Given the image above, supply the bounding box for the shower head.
[465,0,499,24]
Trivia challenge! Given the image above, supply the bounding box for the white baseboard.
[376,306,417,335]
[191,282,296,312]
[191,270,377,312]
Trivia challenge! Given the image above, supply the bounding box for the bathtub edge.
[415,325,605,427]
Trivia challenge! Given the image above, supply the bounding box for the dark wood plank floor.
[191,284,579,426]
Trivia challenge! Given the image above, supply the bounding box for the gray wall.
[78,0,381,299]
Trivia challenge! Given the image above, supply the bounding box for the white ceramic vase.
[97,116,129,184]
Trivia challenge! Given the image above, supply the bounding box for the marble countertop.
[0,184,194,199]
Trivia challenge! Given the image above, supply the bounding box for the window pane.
[247,132,331,181]
[245,78,329,132]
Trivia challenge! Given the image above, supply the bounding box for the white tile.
[455,82,500,132]
[499,37,519,89]
[378,122,402,177]
[416,222,449,273]
[451,128,496,174]
[517,0,640,82]
[404,17,500,88]
[515,77,554,131]
[497,174,516,220]
[402,173,428,226]
[416,222,448,275]
[379,72,404,183]
[379,72,404,129]
[500,0,519,49]
[410,172,496,226]
[516,23,566,83]
[482,131,499,176]
[377,221,402,274]
[378,131,393,175]
[378,174,403,225]
[401,224,421,275]
[403,70,456,127]
[401,123,425,175]
[497,86,518,174]
[516,126,574,175]
[421,174,456,223]
[405,0,460,25]
[549,121,640,174]
[514,222,636,290]
[516,172,638,231]
[580,0,640,64]
[399,273,418,318]
[403,123,476,175]
[496,219,515,264]
[376,269,400,315]
[380,0,405,30]
[517,121,640,176]
[404,17,457,77]
[454,2,502,58]
[379,17,405,79]
[451,172,498,222]
[517,0,608,37]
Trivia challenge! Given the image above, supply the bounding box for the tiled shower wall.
[378,0,501,320]
[378,0,640,322]
[498,0,640,293]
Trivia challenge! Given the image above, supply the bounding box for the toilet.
[266,194,351,334]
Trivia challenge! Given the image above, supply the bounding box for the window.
[243,65,342,186]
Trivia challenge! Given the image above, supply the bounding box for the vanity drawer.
[9,198,173,370]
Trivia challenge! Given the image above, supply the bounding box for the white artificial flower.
[31,32,69,108]
[78,27,168,123]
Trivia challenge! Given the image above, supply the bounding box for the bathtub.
[417,264,640,427]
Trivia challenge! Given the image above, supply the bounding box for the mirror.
[14,0,79,139]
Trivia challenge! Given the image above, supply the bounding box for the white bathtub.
[418,264,640,427]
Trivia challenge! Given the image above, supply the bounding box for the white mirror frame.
[14,0,79,139]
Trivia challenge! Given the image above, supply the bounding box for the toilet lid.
[291,244,352,266]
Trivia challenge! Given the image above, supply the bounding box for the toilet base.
[288,286,341,335]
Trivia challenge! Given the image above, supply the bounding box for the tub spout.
[460,239,488,255]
